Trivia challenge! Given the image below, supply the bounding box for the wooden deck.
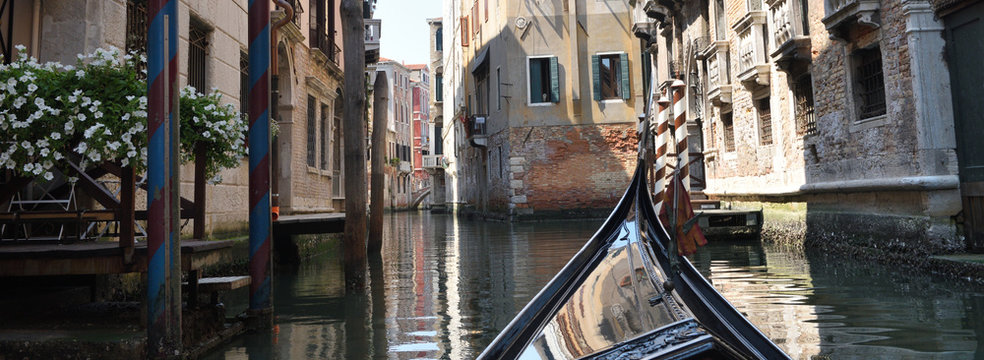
[273,212,345,235]
[0,240,233,277]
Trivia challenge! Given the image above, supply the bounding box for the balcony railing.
[823,0,880,38]
[365,18,381,64]
[768,0,811,72]
[701,41,732,105]
[310,30,340,64]
[733,10,770,88]
[422,155,442,169]
[467,115,487,147]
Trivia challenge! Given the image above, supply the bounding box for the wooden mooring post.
[341,0,369,290]
[369,72,388,254]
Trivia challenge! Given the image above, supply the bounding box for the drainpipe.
[270,0,293,217]
[31,0,40,58]
[568,0,579,101]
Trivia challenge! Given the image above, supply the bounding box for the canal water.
[206,212,984,359]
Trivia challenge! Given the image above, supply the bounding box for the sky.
[375,0,443,66]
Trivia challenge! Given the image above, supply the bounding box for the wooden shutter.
[549,56,560,103]
[461,17,470,47]
[620,52,630,100]
[592,54,601,101]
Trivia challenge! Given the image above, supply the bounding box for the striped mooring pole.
[653,90,671,210]
[670,79,689,192]
[146,0,180,356]
[247,0,274,326]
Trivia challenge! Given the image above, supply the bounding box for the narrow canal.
[206,212,984,359]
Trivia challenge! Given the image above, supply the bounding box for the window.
[593,53,630,101]
[853,47,886,120]
[321,103,330,170]
[757,98,772,145]
[240,51,249,122]
[188,22,210,91]
[461,17,469,47]
[714,0,726,41]
[722,111,736,152]
[473,2,479,34]
[484,0,489,22]
[307,96,317,167]
[496,67,501,110]
[436,26,443,51]
[795,75,816,136]
[528,56,559,104]
[126,0,148,76]
[333,98,343,197]
[475,63,489,114]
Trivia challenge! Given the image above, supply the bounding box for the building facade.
[0,0,350,237]
[372,59,415,208]
[424,18,448,212]
[408,65,432,204]
[635,0,983,253]
[442,0,644,220]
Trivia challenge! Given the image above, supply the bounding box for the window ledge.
[528,102,555,107]
[601,99,625,104]
[850,114,889,132]
[307,166,320,174]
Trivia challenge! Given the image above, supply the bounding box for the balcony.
[467,115,487,148]
[823,0,880,39]
[733,10,770,89]
[632,1,657,41]
[398,161,412,174]
[310,30,340,65]
[422,155,442,170]
[365,18,381,64]
[643,1,670,25]
[768,0,811,72]
[701,41,732,105]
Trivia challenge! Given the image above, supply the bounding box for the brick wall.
[507,123,637,218]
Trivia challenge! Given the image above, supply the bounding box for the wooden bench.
[186,275,251,307]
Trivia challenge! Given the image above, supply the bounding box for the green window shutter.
[530,59,543,103]
[592,54,601,101]
[620,52,630,100]
[549,56,560,103]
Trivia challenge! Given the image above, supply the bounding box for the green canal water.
[205,212,984,359]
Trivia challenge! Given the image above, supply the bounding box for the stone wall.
[507,123,637,219]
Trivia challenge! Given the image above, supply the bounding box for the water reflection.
[206,213,984,359]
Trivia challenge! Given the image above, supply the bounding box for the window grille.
[333,98,343,197]
[436,26,443,51]
[795,75,816,136]
[722,112,736,152]
[240,51,249,122]
[307,96,317,167]
[855,47,886,119]
[758,98,772,145]
[125,0,148,76]
[321,103,330,170]
[188,23,209,92]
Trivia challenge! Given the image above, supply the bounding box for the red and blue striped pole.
[248,0,274,324]
[146,0,178,355]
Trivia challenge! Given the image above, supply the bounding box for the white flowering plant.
[179,86,248,182]
[0,46,146,181]
[0,46,250,184]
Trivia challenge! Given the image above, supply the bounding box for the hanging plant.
[0,46,256,184]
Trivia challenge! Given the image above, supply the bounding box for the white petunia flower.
[88,151,101,162]
[43,172,54,181]
[93,111,103,119]
[53,152,63,160]
[27,84,37,93]
[75,70,85,78]
[78,113,87,122]
[75,142,87,153]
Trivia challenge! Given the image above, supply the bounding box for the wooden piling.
[369,72,388,254]
[340,0,368,290]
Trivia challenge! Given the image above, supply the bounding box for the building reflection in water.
[204,213,983,359]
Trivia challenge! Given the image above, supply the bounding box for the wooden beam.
[66,160,120,209]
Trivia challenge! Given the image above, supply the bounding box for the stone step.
[691,199,721,210]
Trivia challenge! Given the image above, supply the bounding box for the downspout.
[568,0,579,101]
[270,0,293,217]
[31,0,41,58]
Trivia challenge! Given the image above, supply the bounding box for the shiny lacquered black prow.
[477,162,644,359]
[637,174,790,360]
